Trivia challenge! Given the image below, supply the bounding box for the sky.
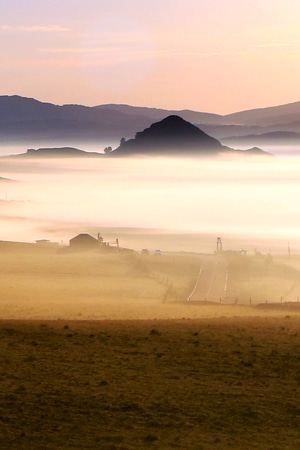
[1,0,300,114]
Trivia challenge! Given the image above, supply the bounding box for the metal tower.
[216,237,223,253]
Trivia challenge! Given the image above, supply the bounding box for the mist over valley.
[0,151,299,253]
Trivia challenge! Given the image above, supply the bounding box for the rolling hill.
[1,116,271,159]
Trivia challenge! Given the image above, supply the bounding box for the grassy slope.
[1,243,300,319]
[225,253,300,304]
[0,244,201,320]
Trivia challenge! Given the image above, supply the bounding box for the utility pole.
[216,237,223,253]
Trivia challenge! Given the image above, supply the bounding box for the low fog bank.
[1,154,300,254]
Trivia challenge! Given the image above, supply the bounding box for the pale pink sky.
[1,0,300,114]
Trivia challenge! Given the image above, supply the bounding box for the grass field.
[0,243,203,320]
[1,317,300,449]
[1,242,300,449]
[1,241,300,320]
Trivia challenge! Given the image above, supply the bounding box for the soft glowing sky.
[1,0,300,113]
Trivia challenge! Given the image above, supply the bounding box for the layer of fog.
[1,152,300,253]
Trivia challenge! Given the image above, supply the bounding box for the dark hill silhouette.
[234,147,273,156]
[95,104,222,125]
[110,115,272,157]
[223,100,300,126]
[11,147,103,158]
[111,115,224,156]
[0,95,154,144]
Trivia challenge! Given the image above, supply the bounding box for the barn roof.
[70,233,98,242]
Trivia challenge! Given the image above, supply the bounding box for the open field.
[0,242,202,320]
[1,317,300,449]
[1,242,300,448]
[1,241,300,321]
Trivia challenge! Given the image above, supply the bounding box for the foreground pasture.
[1,317,300,449]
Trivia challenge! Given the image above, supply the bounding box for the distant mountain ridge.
[222,131,300,147]
[0,95,299,149]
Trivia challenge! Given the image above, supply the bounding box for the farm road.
[188,255,228,302]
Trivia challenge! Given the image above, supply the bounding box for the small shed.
[69,233,99,248]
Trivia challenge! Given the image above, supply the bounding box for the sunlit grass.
[1,242,300,320]
[1,317,300,449]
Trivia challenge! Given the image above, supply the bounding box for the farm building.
[69,234,99,249]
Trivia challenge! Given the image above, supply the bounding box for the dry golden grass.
[1,242,300,321]
[1,317,300,449]
[0,243,202,320]
[223,253,300,305]
[1,243,300,448]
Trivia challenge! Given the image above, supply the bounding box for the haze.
[1,153,299,254]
